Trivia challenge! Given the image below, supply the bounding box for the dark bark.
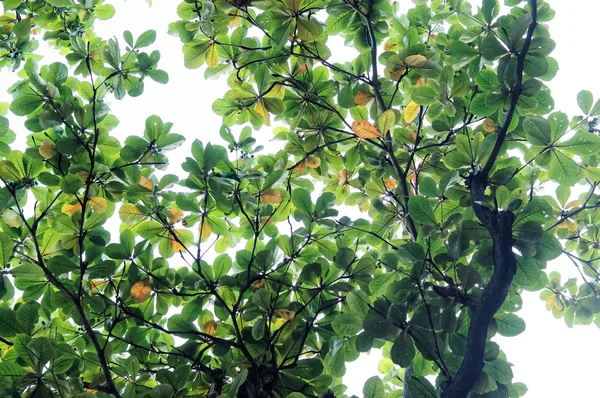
[441,2,538,396]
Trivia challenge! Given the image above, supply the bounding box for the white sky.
[1,0,600,396]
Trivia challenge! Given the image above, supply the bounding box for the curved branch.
[441,2,538,397]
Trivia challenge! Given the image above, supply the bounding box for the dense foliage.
[1,0,600,397]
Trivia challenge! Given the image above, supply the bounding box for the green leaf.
[411,86,438,105]
[481,33,507,60]
[0,232,13,268]
[523,116,552,146]
[285,358,323,379]
[377,109,396,133]
[484,358,514,384]
[95,4,115,20]
[228,369,248,398]
[557,132,600,156]
[10,93,44,116]
[391,332,415,367]
[363,376,384,398]
[577,90,593,114]
[332,313,362,336]
[408,196,438,225]
[495,313,526,336]
[0,362,26,378]
[0,308,21,337]
[46,0,74,6]
[135,30,157,48]
[16,301,40,335]
[407,375,439,398]
[292,188,313,216]
[183,41,211,69]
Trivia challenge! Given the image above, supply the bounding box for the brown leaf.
[354,91,374,106]
[293,161,306,173]
[76,171,89,181]
[352,120,381,139]
[384,178,397,190]
[38,140,56,159]
[261,189,283,205]
[131,277,152,303]
[252,279,265,290]
[338,169,349,186]
[138,176,154,190]
[405,54,427,68]
[203,320,217,336]
[274,309,296,320]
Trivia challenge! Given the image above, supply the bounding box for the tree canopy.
[1,0,600,397]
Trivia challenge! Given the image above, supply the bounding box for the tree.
[0,0,599,397]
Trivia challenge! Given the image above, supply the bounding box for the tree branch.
[441,2,538,397]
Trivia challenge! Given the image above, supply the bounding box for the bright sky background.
[1,0,600,396]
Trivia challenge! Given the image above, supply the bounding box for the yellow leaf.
[404,101,420,124]
[206,43,219,68]
[405,54,427,68]
[384,178,397,190]
[266,84,286,99]
[170,230,185,252]
[566,200,582,209]
[558,219,578,232]
[203,320,217,336]
[354,91,374,106]
[261,188,283,205]
[38,140,56,159]
[293,161,306,173]
[89,197,107,213]
[338,169,349,186]
[306,155,321,169]
[131,277,152,303]
[416,77,426,87]
[168,207,184,225]
[255,100,270,126]
[274,309,295,320]
[90,279,107,294]
[62,202,82,216]
[482,118,498,133]
[138,176,154,190]
[228,9,242,28]
[352,120,381,139]
[119,203,146,224]
[200,218,212,239]
[2,211,21,228]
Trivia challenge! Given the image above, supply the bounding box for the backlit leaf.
[404,101,420,123]
[131,277,152,303]
[352,120,381,139]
